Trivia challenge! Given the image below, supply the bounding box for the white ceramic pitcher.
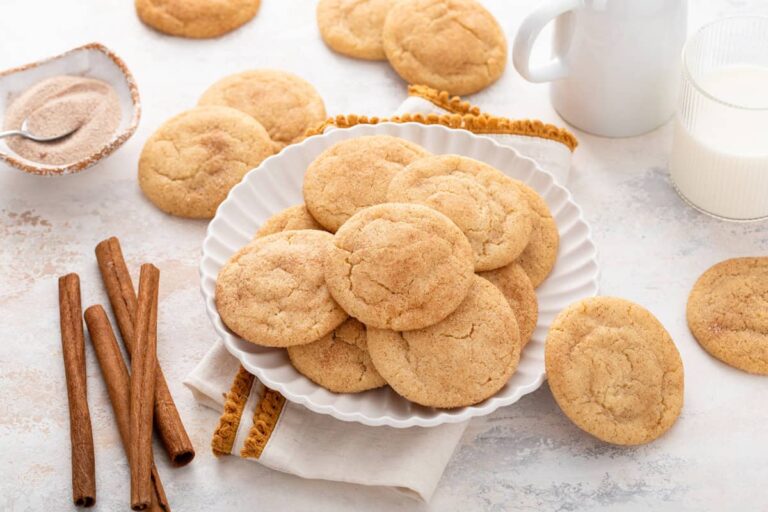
[513,0,688,137]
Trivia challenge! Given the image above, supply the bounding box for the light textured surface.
[1,1,767,511]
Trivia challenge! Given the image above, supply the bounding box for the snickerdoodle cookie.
[216,230,348,347]
[387,155,532,271]
[382,0,507,95]
[139,106,274,219]
[287,318,386,393]
[368,276,520,408]
[317,0,397,60]
[303,136,430,232]
[514,181,559,287]
[687,257,768,375]
[479,263,538,347]
[199,70,326,148]
[324,203,474,330]
[546,297,684,445]
[135,0,260,38]
[256,204,324,237]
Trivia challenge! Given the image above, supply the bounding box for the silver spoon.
[0,118,80,143]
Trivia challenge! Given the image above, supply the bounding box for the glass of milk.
[670,17,768,221]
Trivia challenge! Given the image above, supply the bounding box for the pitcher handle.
[513,0,582,83]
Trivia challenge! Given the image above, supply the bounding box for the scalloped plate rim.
[200,122,599,428]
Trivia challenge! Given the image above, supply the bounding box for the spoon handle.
[0,129,26,140]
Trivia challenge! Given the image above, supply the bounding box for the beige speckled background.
[1,1,767,510]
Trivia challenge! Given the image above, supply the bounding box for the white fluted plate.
[201,123,599,428]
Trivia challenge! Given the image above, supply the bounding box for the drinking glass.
[669,16,768,221]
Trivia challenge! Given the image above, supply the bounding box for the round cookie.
[545,297,684,445]
[687,257,768,375]
[287,318,386,393]
[199,70,326,148]
[479,263,538,347]
[317,0,396,60]
[256,204,324,237]
[514,180,559,287]
[387,155,533,271]
[135,0,260,39]
[216,230,348,347]
[382,0,507,95]
[368,276,520,408]
[325,203,474,330]
[303,136,430,232]
[138,106,274,219]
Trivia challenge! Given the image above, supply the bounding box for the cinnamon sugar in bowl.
[0,43,141,176]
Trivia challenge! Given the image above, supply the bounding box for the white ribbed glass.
[670,17,768,221]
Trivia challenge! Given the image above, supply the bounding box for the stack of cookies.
[138,69,326,219]
[317,0,507,95]
[215,134,559,409]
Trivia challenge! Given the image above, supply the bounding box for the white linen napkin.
[184,85,577,502]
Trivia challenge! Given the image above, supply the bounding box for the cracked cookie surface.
[479,262,538,347]
[387,155,532,271]
[135,0,260,38]
[513,180,559,287]
[139,106,274,219]
[382,0,507,95]
[288,318,386,393]
[687,257,768,375]
[216,230,348,347]
[367,276,520,408]
[256,204,324,237]
[317,0,397,60]
[545,297,684,445]
[199,70,326,148]
[303,136,430,232]
[325,203,474,330]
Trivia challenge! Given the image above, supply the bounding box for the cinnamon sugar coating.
[687,257,768,375]
[138,106,274,219]
[545,297,684,445]
[324,203,474,330]
[367,276,520,408]
[382,0,507,95]
[288,318,386,393]
[216,230,348,347]
[387,155,533,271]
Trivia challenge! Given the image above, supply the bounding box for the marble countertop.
[1,1,767,510]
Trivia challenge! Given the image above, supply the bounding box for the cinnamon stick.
[58,273,96,507]
[85,306,170,512]
[95,237,194,466]
[130,264,159,510]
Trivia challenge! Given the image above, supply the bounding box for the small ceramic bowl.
[0,43,141,176]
